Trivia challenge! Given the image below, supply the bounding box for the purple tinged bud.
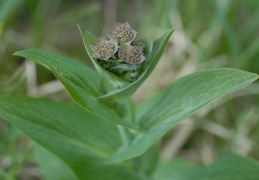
[91,37,118,60]
[111,22,137,46]
[118,44,146,64]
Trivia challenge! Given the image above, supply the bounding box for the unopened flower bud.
[129,69,140,78]
[99,60,111,69]
[123,69,141,82]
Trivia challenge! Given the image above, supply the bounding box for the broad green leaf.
[108,68,258,162]
[154,153,259,180]
[0,95,122,160]
[131,145,160,176]
[186,153,259,180]
[34,144,77,180]
[98,29,174,103]
[0,95,147,180]
[138,68,258,129]
[153,158,198,180]
[79,25,174,103]
[13,48,135,129]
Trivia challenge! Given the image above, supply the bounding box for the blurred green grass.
[0,0,259,179]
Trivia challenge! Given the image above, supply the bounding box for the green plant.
[0,22,259,180]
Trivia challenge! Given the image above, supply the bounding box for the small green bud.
[129,69,140,78]
[100,60,111,69]
[123,69,141,82]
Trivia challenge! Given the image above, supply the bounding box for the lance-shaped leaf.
[0,96,147,180]
[98,29,174,103]
[13,48,135,129]
[153,153,259,180]
[153,158,198,180]
[108,68,258,162]
[34,144,78,180]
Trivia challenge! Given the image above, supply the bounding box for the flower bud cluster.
[91,22,147,82]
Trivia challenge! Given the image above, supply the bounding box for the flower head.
[111,22,137,46]
[118,45,145,64]
[91,37,118,60]
[88,22,151,82]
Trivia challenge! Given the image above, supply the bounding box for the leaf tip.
[13,50,23,56]
[77,24,81,30]
[168,28,175,37]
[77,24,84,35]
